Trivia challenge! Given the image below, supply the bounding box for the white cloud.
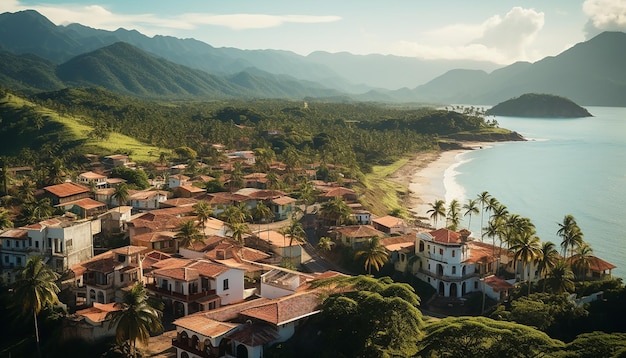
[583,0,626,38]
[387,7,544,64]
[179,13,341,30]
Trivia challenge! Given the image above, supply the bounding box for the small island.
[486,93,593,118]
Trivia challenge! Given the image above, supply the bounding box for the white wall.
[215,268,244,305]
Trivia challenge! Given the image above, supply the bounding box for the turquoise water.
[451,107,626,279]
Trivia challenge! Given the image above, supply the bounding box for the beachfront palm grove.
[427,190,600,294]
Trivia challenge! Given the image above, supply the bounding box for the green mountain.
[485,93,593,118]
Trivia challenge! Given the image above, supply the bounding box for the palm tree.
[320,196,352,226]
[266,171,281,190]
[12,256,60,358]
[286,219,306,262]
[537,241,559,292]
[298,179,316,214]
[21,198,54,225]
[220,203,252,226]
[463,198,479,232]
[193,201,213,237]
[546,260,575,294]
[112,183,130,211]
[229,222,251,247]
[175,220,203,249]
[106,282,164,358]
[483,220,501,263]
[477,191,491,238]
[426,199,446,228]
[317,236,335,252]
[571,243,594,282]
[17,179,36,204]
[509,229,542,295]
[354,237,389,275]
[446,199,461,230]
[557,214,584,258]
[0,207,13,230]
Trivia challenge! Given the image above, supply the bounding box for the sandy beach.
[388,143,488,224]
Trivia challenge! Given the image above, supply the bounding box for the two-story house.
[144,257,245,317]
[128,190,169,211]
[76,171,108,189]
[43,182,91,206]
[70,245,146,306]
[414,228,506,299]
[1,215,101,280]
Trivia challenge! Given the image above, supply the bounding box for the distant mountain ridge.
[1,10,626,106]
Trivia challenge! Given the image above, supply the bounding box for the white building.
[414,228,504,298]
[1,215,101,280]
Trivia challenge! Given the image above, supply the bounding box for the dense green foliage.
[485,93,593,118]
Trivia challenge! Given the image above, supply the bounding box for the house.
[260,268,312,299]
[102,154,130,169]
[173,184,206,198]
[270,196,297,221]
[144,257,245,317]
[198,192,248,215]
[160,197,198,209]
[243,173,268,189]
[263,230,303,266]
[317,186,358,203]
[372,215,409,234]
[331,225,385,249]
[414,228,505,299]
[172,291,320,358]
[63,302,121,343]
[567,255,617,280]
[98,206,133,236]
[0,215,101,278]
[381,234,417,273]
[481,275,514,301]
[169,174,190,189]
[128,190,169,211]
[58,198,107,219]
[352,209,372,225]
[69,245,146,306]
[76,171,108,189]
[43,182,91,205]
[130,231,178,253]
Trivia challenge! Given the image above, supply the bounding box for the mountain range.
[1,9,625,106]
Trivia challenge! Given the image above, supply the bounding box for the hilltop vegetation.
[486,93,593,118]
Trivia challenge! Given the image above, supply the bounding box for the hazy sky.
[2,0,625,65]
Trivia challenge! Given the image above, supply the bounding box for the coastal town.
[0,145,618,357]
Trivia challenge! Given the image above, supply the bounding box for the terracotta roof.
[334,225,385,238]
[372,215,406,228]
[150,258,231,280]
[112,246,148,256]
[172,316,239,338]
[106,178,126,185]
[60,198,106,210]
[0,228,28,239]
[176,184,205,193]
[75,302,120,323]
[319,187,356,197]
[463,241,501,264]
[142,250,172,270]
[271,196,296,205]
[245,190,287,199]
[171,174,190,181]
[71,245,145,275]
[429,228,462,245]
[44,182,90,198]
[567,255,617,272]
[381,234,415,251]
[202,192,248,204]
[483,275,513,291]
[160,197,199,208]
[240,292,320,325]
[226,324,280,346]
[128,213,185,231]
[96,188,116,196]
[79,171,107,180]
[129,190,168,200]
[133,231,177,243]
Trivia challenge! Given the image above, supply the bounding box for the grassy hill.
[0,91,164,162]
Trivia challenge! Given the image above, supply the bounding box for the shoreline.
[388,142,490,224]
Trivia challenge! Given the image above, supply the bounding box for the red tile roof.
[334,225,385,238]
[44,182,90,198]
[567,255,617,272]
[271,196,296,205]
[0,228,28,239]
[79,171,107,180]
[172,316,239,338]
[429,228,462,245]
[226,324,280,346]
[61,198,106,210]
[484,275,513,291]
[75,302,120,323]
[373,215,406,228]
[381,234,415,251]
[239,292,320,325]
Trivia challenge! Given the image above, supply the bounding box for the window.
[223,279,229,290]
[35,241,39,248]
[66,239,73,249]
[4,255,8,263]
[439,248,443,255]
[452,250,456,257]
[474,281,479,289]
[452,266,456,274]
[29,237,32,246]
[16,257,22,265]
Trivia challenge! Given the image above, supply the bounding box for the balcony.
[147,283,216,302]
[418,268,479,282]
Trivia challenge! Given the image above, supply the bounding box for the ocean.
[447,107,626,279]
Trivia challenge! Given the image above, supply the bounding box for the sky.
[2,0,626,65]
